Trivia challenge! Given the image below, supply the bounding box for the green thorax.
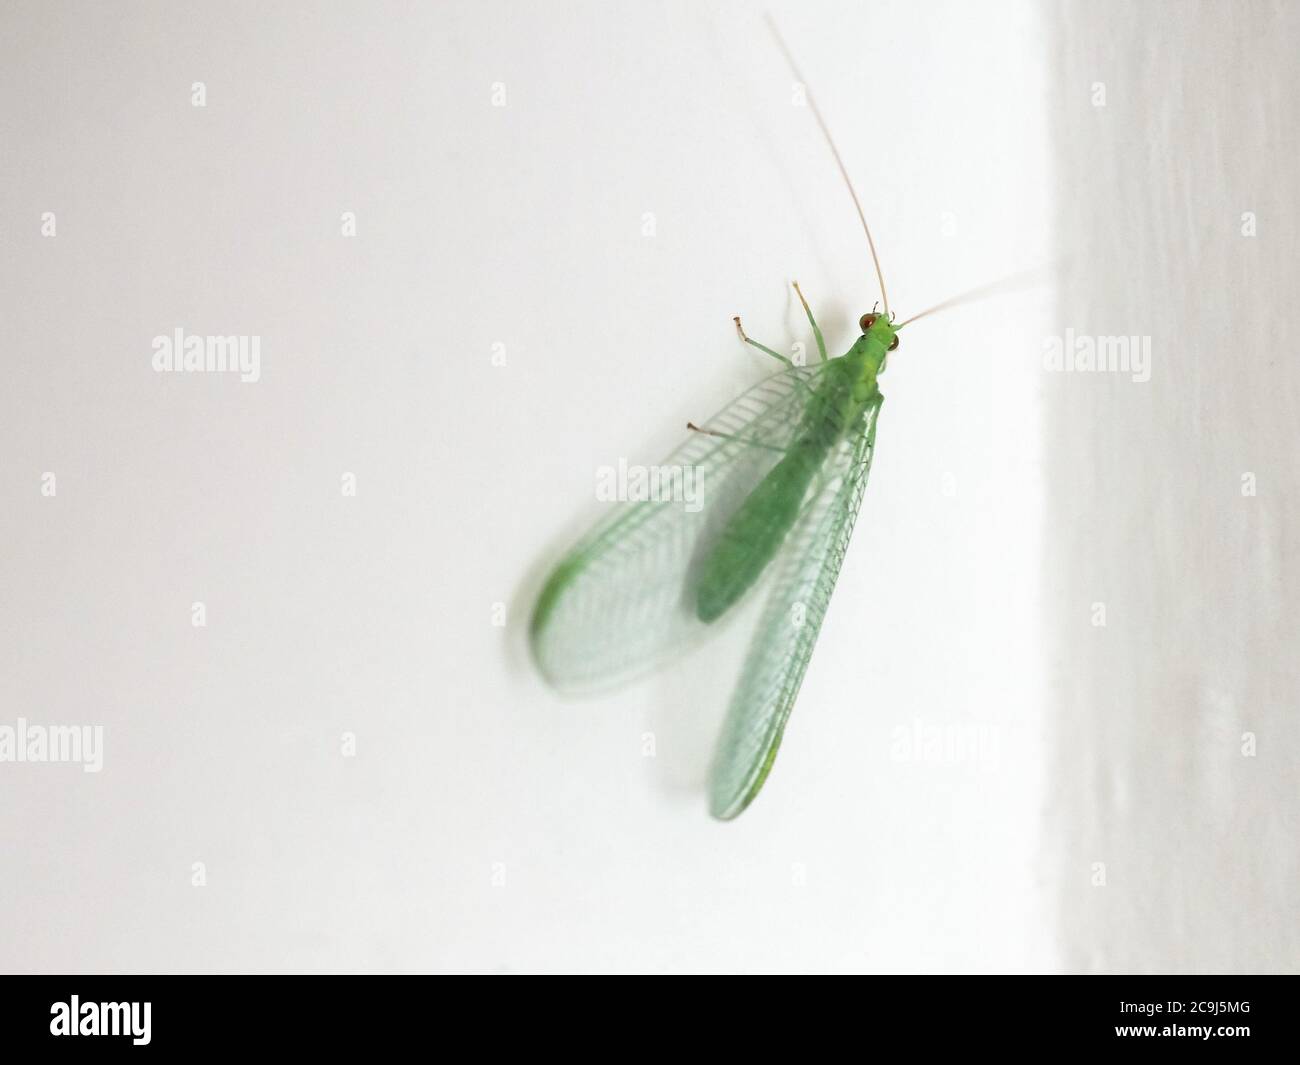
[795,316,892,449]
[843,314,894,395]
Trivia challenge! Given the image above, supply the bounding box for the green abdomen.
[693,441,826,622]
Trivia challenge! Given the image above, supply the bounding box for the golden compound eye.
[889,336,899,351]
[859,312,877,332]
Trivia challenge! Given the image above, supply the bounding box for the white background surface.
[0,0,1291,973]
[1048,0,1299,973]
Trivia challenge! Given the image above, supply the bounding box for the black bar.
[0,975,1289,1052]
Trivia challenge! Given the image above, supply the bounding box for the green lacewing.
[529,22,986,820]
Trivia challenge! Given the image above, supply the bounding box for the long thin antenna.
[765,13,889,317]
[894,265,1055,330]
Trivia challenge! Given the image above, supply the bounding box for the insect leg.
[733,316,794,369]
[792,281,827,362]
[686,422,790,455]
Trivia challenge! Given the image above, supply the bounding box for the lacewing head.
[859,312,900,352]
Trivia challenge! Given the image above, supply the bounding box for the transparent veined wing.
[708,394,883,819]
[530,362,832,693]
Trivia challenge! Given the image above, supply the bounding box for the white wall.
[1045,0,1300,973]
